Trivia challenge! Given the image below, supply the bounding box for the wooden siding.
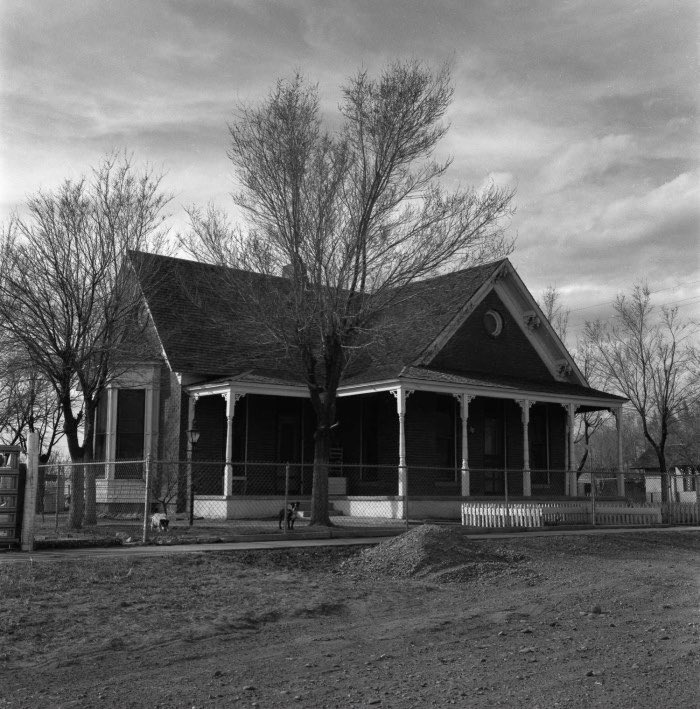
[431,290,554,382]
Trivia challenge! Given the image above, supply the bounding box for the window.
[115,390,145,478]
[94,394,109,464]
[682,473,697,492]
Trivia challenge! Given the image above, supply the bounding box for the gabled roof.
[129,251,622,405]
[129,250,505,381]
[129,251,297,379]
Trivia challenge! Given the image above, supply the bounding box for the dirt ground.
[1,528,698,708]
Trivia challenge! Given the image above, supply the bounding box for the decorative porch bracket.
[391,388,413,502]
[516,399,534,497]
[222,389,246,497]
[454,393,475,496]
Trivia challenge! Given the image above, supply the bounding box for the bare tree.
[585,284,699,500]
[572,340,613,471]
[0,346,63,456]
[0,153,171,528]
[540,285,570,344]
[539,286,609,471]
[181,62,515,525]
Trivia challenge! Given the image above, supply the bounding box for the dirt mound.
[338,524,528,582]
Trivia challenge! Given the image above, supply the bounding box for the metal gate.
[0,446,24,549]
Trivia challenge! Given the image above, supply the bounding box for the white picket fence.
[659,502,700,525]
[461,500,673,528]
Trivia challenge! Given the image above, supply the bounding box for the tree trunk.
[82,406,97,526]
[83,457,97,526]
[577,448,589,473]
[62,402,85,529]
[657,449,669,504]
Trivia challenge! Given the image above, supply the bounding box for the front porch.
[181,377,626,519]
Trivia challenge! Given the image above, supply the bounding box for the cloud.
[515,171,700,303]
[1,0,697,328]
[598,171,700,249]
[540,134,639,193]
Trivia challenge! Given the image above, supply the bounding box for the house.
[93,251,626,519]
[631,448,698,503]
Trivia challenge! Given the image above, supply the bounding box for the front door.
[483,414,505,494]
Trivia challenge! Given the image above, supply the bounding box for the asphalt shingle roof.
[129,251,622,404]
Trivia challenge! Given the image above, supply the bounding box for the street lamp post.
[186,420,200,527]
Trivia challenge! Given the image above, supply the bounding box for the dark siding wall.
[158,368,183,461]
[431,290,554,382]
[193,395,226,462]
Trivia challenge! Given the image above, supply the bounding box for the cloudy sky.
[1,0,698,340]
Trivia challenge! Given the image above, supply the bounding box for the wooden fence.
[659,502,700,525]
[460,500,685,528]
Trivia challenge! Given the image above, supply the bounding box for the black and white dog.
[150,512,170,532]
[278,501,299,530]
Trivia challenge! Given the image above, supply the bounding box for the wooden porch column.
[566,403,576,496]
[391,388,413,503]
[222,389,244,497]
[613,406,625,497]
[455,393,474,497]
[517,399,533,497]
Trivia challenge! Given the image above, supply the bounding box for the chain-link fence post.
[283,462,290,535]
[504,468,510,527]
[54,470,60,532]
[142,456,151,544]
[189,480,195,527]
[405,466,409,534]
[591,471,596,526]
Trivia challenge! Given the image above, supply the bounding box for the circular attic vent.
[483,309,503,338]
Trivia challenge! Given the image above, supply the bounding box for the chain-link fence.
[25,460,699,549]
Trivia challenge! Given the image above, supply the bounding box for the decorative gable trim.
[417,259,587,386]
[492,264,586,385]
[414,260,509,365]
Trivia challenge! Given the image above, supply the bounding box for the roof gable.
[417,261,587,386]
[430,289,554,382]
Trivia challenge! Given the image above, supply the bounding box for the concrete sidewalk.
[1,525,697,564]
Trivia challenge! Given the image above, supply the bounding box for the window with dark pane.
[93,393,108,474]
[115,389,145,478]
